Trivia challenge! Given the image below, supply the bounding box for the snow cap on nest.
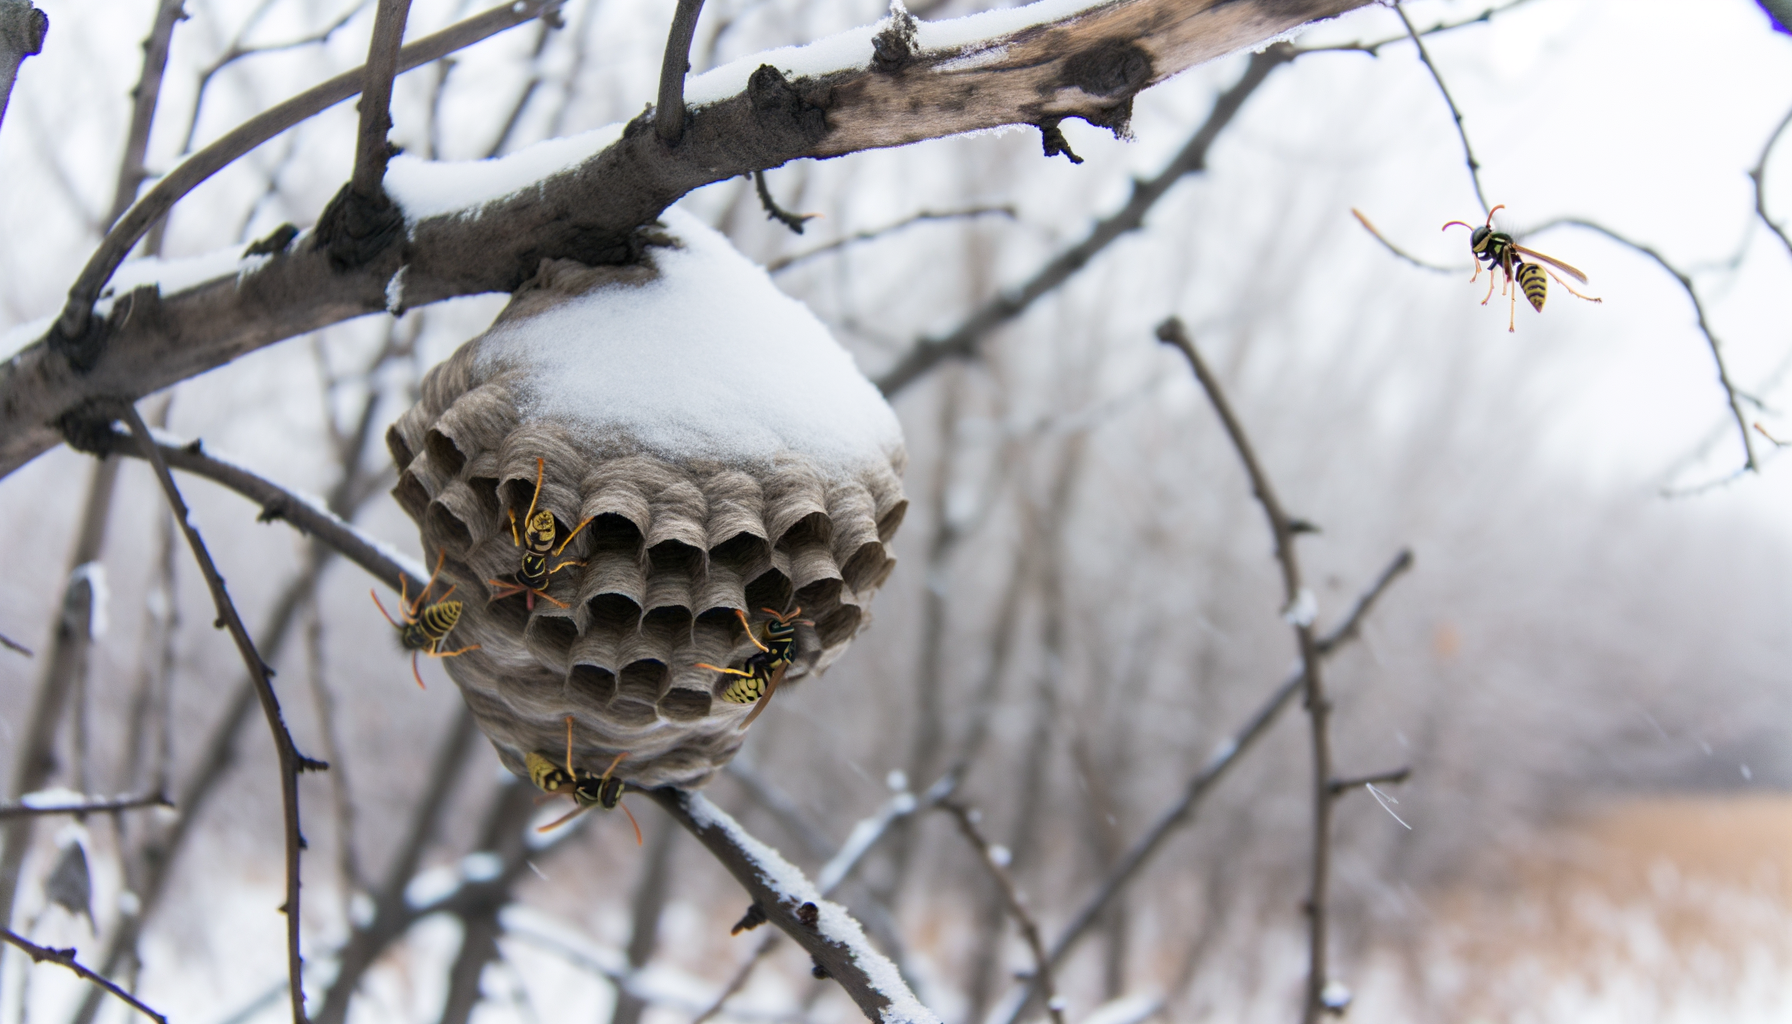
[475,208,902,472]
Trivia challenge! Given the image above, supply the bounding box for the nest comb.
[386,210,908,790]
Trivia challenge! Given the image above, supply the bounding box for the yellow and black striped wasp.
[526,715,641,844]
[486,457,594,611]
[696,607,812,731]
[371,551,480,689]
[1443,204,1600,332]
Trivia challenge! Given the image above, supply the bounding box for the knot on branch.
[870,4,918,72]
[796,901,820,927]
[1058,39,1151,138]
[314,182,405,272]
[730,902,767,934]
[244,223,299,257]
[53,397,129,455]
[0,2,49,56]
[747,64,831,145]
[1037,118,1082,164]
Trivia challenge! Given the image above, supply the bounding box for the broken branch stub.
[386,212,906,789]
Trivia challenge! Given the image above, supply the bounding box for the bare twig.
[1296,0,1537,58]
[1,929,166,1024]
[1750,100,1792,264]
[646,788,938,1024]
[1158,318,1336,1024]
[1329,766,1411,794]
[107,0,188,229]
[767,206,1016,272]
[0,0,48,139]
[941,801,1065,1024]
[1533,217,1755,472]
[875,44,1295,396]
[349,0,414,197]
[999,544,1414,1024]
[123,403,319,1024]
[1350,208,1465,274]
[610,817,679,1024]
[655,0,705,144]
[752,168,816,234]
[1393,1,1487,214]
[0,793,172,819]
[49,0,562,346]
[0,632,29,656]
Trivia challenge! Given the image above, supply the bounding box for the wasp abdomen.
[1517,262,1547,311]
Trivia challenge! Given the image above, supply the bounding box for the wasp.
[1443,204,1600,331]
[526,715,642,844]
[371,551,480,689]
[697,607,811,731]
[486,457,594,611]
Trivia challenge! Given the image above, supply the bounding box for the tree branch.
[940,801,1064,1024]
[645,788,939,1024]
[1328,766,1410,794]
[874,41,1297,396]
[107,0,188,229]
[8,0,1369,480]
[0,0,47,139]
[0,929,166,1024]
[0,793,172,819]
[655,0,705,144]
[1392,1,1487,214]
[767,206,1015,272]
[122,404,319,1024]
[1750,99,1792,264]
[349,0,413,198]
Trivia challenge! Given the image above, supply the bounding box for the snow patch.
[474,208,903,472]
[385,121,626,220]
[69,561,108,639]
[386,265,407,314]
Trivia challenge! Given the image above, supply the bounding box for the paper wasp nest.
[387,210,907,790]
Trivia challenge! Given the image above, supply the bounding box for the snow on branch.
[1,0,1370,482]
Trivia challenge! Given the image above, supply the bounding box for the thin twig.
[1531,217,1755,471]
[1328,766,1410,794]
[1750,100,1792,264]
[123,404,320,1024]
[654,0,705,144]
[1295,0,1538,58]
[1393,1,1488,214]
[53,0,562,340]
[874,44,1295,397]
[995,547,1414,1024]
[350,0,414,197]
[767,207,1016,272]
[940,801,1065,1024]
[753,169,816,234]
[1350,208,1465,274]
[0,929,167,1024]
[1157,318,1336,1024]
[0,631,29,656]
[106,0,187,229]
[0,793,172,819]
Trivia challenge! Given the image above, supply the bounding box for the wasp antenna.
[563,715,577,776]
[600,750,629,782]
[696,662,757,678]
[523,457,545,528]
[536,803,587,833]
[371,590,401,628]
[507,508,521,548]
[412,652,427,690]
[619,798,643,847]
[1485,204,1504,228]
[1441,220,1473,233]
[435,582,458,602]
[735,609,771,653]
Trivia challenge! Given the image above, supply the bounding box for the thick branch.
[0,929,166,1024]
[0,0,47,138]
[6,0,1368,480]
[645,788,938,1024]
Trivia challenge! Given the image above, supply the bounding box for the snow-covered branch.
[0,0,1369,482]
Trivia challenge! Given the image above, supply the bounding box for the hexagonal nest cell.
[387,210,907,790]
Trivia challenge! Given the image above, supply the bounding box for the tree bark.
[0,0,47,139]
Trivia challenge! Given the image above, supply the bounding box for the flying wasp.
[486,457,595,611]
[696,607,812,731]
[371,551,480,689]
[1443,204,1600,332]
[526,715,642,844]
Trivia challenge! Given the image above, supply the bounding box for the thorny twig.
[1532,217,1756,472]
[0,928,167,1024]
[940,801,1065,1024]
[123,404,322,1024]
[767,207,1017,272]
[1157,318,1339,1024]
[753,169,817,235]
[655,0,705,144]
[1393,1,1488,215]
[0,793,172,819]
[997,547,1414,1024]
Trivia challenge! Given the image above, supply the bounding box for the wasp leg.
[1481,268,1498,305]
[1543,266,1602,303]
[411,651,427,690]
[486,579,527,602]
[428,643,480,658]
[528,587,570,609]
[616,799,642,846]
[371,589,403,628]
[546,557,585,577]
[734,609,771,653]
[536,803,589,833]
[738,665,788,731]
[411,551,448,616]
[507,508,521,548]
[553,515,597,557]
[695,662,758,678]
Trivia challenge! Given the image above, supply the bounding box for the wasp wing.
[1509,244,1588,283]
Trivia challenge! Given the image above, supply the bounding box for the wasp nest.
[387,210,907,790]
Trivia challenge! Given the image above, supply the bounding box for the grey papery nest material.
[387,248,907,790]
